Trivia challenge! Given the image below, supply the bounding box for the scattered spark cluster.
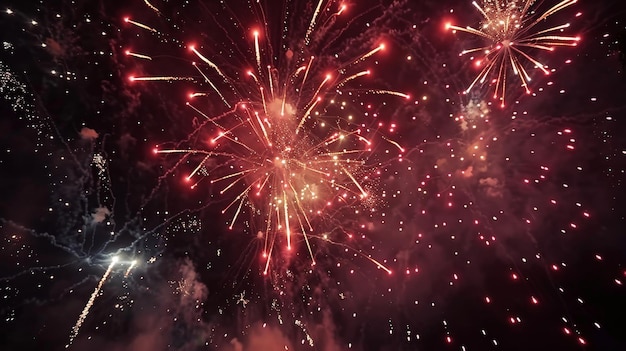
[1,0,626,351]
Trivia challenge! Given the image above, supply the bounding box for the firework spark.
[128,1,408,274]
[446,0,580,106]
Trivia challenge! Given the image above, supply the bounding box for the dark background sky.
[1,0,625,350]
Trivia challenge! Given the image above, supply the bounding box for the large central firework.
[127,0,407,274]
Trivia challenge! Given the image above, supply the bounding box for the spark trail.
[67,257,117,347]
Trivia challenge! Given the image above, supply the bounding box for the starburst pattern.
[126,1,408,274]
[446,0,580,106]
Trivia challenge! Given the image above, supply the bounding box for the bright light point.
[112,256,119,263]
[124,50,130,55]
[253,30,259,37]
[152,148,158,154]
[188,44,195,51]
[123,17,129,22]
[379,43,385,50]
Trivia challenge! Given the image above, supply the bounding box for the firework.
[67,257,117,347]
[127,1,408,274]
[446,0,580,106]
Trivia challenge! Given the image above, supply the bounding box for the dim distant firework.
[446,0,580,106]
[126,0,409,274]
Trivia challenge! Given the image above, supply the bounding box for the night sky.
[1,0,626,351]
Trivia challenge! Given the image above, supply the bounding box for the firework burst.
[446,0,580,106]
[126,0,409,274]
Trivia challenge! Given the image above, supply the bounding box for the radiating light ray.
[123,17,157,33]
[143,0,161,15]
[253,30,261,72]
[371,90,412,99]
[315,233,392,274]
[305,0,325,45]
[129,76,193,82]
[124,50,152,60]
[352,44,385,66]
[382,135,406,153]
[189,45,229,82]
[123,260,136,278]
[337,70,370,88]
